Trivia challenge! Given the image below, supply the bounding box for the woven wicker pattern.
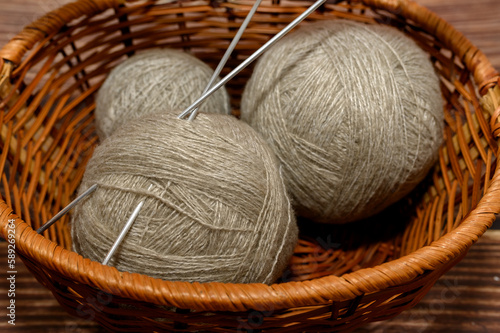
[0,0,499,331]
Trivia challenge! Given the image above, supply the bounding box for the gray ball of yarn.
[71,110,298,284]
[95,48,231,139]
[241,20,444,224]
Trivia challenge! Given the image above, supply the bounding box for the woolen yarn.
[71,110,298,284]
[241,20,444,224]
[95,48,231,139]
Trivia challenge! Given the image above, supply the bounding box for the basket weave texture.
[1,0,499,331]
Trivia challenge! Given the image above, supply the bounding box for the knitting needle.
[177,0,327,120]
[101,184,153,265]
[101,202,143,265]
[37,184,98,234]
[185,0,263,121]
[100,2,266,264]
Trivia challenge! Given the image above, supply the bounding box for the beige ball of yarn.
[95,48,231,139]
[241,20,444,224]
[71,110,298,284]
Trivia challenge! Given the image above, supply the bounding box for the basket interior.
[0,0,497,284]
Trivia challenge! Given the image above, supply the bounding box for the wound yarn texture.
[95,48,231,139]
[241,20,444,224]
[71,111,298,284]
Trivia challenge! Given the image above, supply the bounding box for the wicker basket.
[1,0,499,331]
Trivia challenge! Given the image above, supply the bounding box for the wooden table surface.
[0,0,499,332]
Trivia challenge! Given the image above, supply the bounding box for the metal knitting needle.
[100,3,265,265]
[177,0,327,120]
[102,184,153,265]
[86,3,268,261]
[102,0,262,265]
[103,0,262,259]
[37,184,98,234]
[185,0,263,121]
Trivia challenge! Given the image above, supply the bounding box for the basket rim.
[0,0,500,312]
[1,176,498,312]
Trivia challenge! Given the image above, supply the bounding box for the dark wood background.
[0,0,499,332]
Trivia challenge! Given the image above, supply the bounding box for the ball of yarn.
[71,110,298,284]
[241,20,444,224]
[95,48,231,139]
